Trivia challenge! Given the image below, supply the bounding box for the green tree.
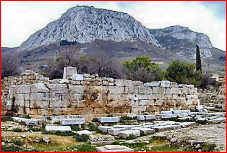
[123,56,165,82]
[166,60,202,87]
[196,44,202,72]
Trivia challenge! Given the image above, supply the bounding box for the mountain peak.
[19,5,161,51]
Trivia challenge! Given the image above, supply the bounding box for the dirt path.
[161,123,226,152]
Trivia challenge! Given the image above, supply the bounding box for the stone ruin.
[1,67,200,120]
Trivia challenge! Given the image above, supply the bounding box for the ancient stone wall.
[1,67,199,117]
[199,77,226,111]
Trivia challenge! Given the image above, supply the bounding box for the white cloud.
[1,1,226,51]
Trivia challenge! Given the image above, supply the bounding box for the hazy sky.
[1,1,226,50]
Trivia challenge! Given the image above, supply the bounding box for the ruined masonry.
[1,67,199,119]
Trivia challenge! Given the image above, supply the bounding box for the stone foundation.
[1,67,199,118]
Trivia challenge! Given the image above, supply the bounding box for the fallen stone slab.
[208,117,226,124]
[113,124,141,129]
[137,115,156,121]
[96,145,134,152]
[60,118,85,125]
[12,117,39,125]
[99,117,119,123]
[132,127,155,135]
[179,122,196,128]
[76,130,92,136]
[152,124,181,132]
[98,126,114,133]
[118,129,140,138]
[160,114,177,119]
[89,135,115,145]
[108,128,126,136]
[45,125,71,132]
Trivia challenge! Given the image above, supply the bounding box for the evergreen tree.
[196,44,202,72]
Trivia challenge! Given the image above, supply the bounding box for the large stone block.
[89,135,115,145]
[160,81,171,88]
[15,85,31,94]
[118,129,140,138]
[72,74,84,81]
[31,83,49,93]
[30,93,49,101]
[63,67,78,80]
[45,125,72,132]
[98,126,114,133]
[68,85,84,94]
[60,118,85,125]
[47,84,68,94]
[132,127,155,135]
[99,117,119,123]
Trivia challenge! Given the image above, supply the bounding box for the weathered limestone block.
[118,129,140,138]
[60,118,85,125]
[114,79,124,87]
[132,127,155,135]
[45,125,72,132]
[108,128,126,136]
[98,126,114,133]
[31,83,49,93]
[15,85,31,94]
[30,93,49,101]
[89,135,115,145]
[99,117,119,123]
[30,100,49,109]
[68,85,85,94]
[144,81,161,87]
[137,115,156,121]
[63,67,78,80]
[47,84,68,94]
[72,74,84,81]
[161,81,171,88]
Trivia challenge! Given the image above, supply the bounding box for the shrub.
[74,134,89,142]
[55,131,75,136]
[1,116,13,122]
[166,60,202,87]
[125,134,137,140]
[76,144,97,152]
[28,127,42,132]
[71,125,80,131]
[88,123,98,131]
[12,128,23,132]
[12,139,24,146]
[91,118,99,122]
[1,145,20,152]
[201,143,216,152]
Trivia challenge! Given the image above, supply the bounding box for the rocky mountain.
[19,5,161,51]
[2,6,225,74]
[150,25,214,58]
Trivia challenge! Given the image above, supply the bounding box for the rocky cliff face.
[150,25,213,58]
[19,6,161,51]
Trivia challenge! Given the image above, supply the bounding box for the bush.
[28,127,42,132]
[125,134,137,140]
[123,56,165,82]
[12,139,24,146]
[12,128,23,132]
[1,116,13,122]
[88,123,98,131]
[74,134,89,142]
[166,60,202,87]
[71,125,80,131]
[1,145,20,152]
[201,143,216,152]
[76,144,97,152]
[55,131,75,136]
[91,118,99,122]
